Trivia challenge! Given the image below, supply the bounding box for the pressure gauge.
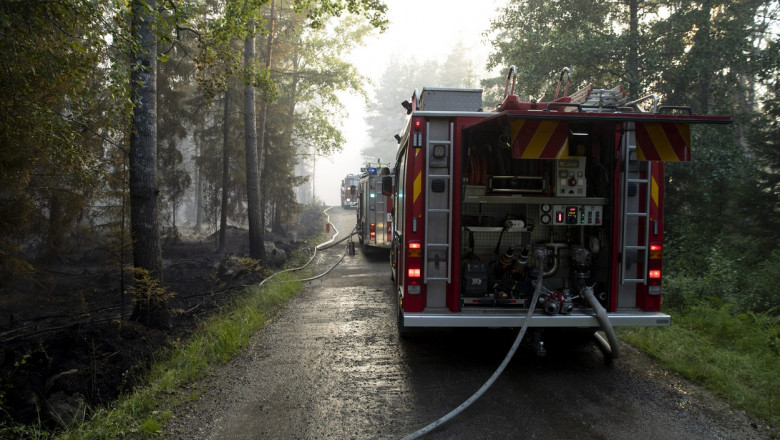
[541,203,552,213]
[540,213,552,225]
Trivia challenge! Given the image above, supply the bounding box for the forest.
[0,0,388,325]
[0,0,389,432]
[1,0,779,435]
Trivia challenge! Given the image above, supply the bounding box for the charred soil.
[0,213,323,431]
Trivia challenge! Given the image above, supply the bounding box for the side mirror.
[381,176,393,196]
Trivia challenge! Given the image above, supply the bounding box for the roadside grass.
[51,234,324,440]
[0,240,321,440]
[620,303,780,434]
[0,214,331,439]
[49,270,305,439]
[54,240,324,439]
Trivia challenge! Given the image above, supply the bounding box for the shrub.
[739,249,780,313]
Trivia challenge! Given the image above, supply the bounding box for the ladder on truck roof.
[620,122,652,285]
[568,84,629,111]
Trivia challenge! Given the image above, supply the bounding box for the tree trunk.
[129,0,169,329]
[273,200,285,233]
[257,0,275,237]
[194,119,203,232]
[244,20,265,260]
[43,191,63,263]
[627,0,640,98]
[218,85,230,253]
[260,125,269,235]
[693,0,712,115]
[257,0,275,182]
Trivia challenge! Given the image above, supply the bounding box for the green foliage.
[260,10,373,226]
[293,0,388,30]
[192,71,248,234]
[663,240,780,316]
[743,54,780,248]
[191,1,383,236]
[139,414,163,435]
[193,0,251,103]
[157,22,199,237]
[0,0,126,276]
[0,0,391,276]
[131,268,176,310]
[0,421,53,440]
[741,250,780,312]
[621,303,780,429]
[487,0,631,100]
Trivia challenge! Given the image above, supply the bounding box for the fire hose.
[401,247,549,440]
[260,207,356,287]
[401,247,620,439]
[581,285,620,359]
[276,207,619,438]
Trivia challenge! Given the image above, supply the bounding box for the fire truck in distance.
[340,173,360,208]
[356,162,393,252]
[384,67,730,355]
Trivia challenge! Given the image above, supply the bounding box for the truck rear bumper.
[366,242,391,249]
[402,310,671,328]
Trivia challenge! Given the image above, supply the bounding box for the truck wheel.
[397,301,416,338]
[397,303,408,336]
[362,242,372,256]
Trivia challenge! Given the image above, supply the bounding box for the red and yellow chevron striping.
[635,122,691,162]
[510,119,570,159]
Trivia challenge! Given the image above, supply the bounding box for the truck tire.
[397,300,418,339]
[397,303,409,337]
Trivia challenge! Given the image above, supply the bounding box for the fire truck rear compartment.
[393,82,729,331]
[455,116,623,316]
[459,195,612,314]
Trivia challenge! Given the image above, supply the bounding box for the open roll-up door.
[462,110,731,162]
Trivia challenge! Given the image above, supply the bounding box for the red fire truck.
[386,68,730,353]
[356,162,393,252]
[340,173,360,208]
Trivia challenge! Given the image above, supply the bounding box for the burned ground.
[0,211,324,430]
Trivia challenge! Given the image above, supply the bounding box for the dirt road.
[164,207,771,440]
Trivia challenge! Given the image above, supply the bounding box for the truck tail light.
[412,118,423,148]
[406,241,422,293]
[648,243,662,294]
[407,241,421,257]
[649,243,662,259]
[370,223,376,239]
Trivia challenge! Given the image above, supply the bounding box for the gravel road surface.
[164,207,773,440]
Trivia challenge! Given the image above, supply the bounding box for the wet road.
[164,207,770,440]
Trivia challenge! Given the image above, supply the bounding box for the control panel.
[555,157,586,197]
[539,203,603,226]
